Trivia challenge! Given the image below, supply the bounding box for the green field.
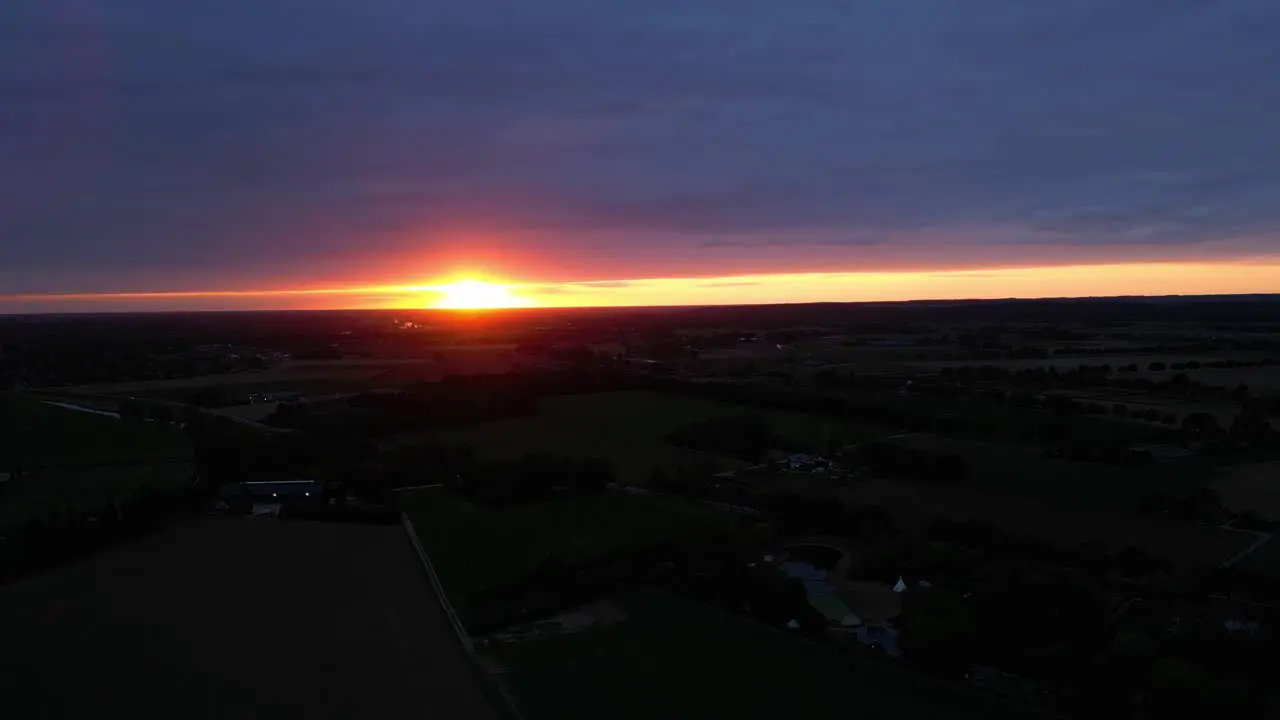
[1,396,190,468]
[1235,538,1280,577]
[398,487,733,596]
[491,589,1030,720]
[891,434,1209,511]
[0,462,194,527]
[420,391,892,485]
[0,395,193,527]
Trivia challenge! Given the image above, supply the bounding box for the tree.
[1231,402,1274,443]
[1182,412,1223,442]
[1149,362,1167,372]
[1231,384,1251,403]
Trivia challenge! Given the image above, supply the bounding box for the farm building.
[218,480,323,516]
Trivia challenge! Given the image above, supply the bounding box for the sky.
[3,0,1279,312]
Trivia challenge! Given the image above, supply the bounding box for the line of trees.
[461,525,826,639]
[0,484,213,585]
[859,440,971,484]
[446,453,615,508]
[664,416,778,462]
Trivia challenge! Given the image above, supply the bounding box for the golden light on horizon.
[427,279,533,309]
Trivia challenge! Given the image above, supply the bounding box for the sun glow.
[428,279,531,309]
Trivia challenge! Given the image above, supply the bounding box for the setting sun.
[428,279,531,309]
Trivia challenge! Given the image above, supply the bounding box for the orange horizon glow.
[3,259,1278,313]
[425,279,533,309]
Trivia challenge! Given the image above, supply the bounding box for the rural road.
[0,517,500,720]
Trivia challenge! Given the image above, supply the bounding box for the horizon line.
[3,290,1279,319]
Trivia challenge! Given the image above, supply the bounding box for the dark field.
[836,478,1251,570]
[0,518,498,720]
[491,589,1030,720]
[1,395,190,468]
[0,396,194,526]
[421,391,890,485]
[0,461,194,527]
[399,487,733,596]
[1236,538,1280,576]
[888,433,1211,511]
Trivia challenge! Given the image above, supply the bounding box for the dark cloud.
[3,0,1280,297]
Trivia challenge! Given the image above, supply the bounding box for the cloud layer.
[3,0,1279,297]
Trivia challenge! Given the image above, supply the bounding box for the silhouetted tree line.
[647,461,725,499]
[463,526,826,639]
[664,415,777,462]
[884,519,1273,717]
[266,368,633,437]
[749,491,896,541]
[1135,487,1226,524]
[642,375,1171,468]
[937,357,1279,400]
[446,453,615,508]
[859,440,970,484]
[640,375,1003,437]
[916,517,1174,582]
[0,484,214,585]
[267,377,540,436]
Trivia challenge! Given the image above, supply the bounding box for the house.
[218,479,323,515]
[784,453,834,473]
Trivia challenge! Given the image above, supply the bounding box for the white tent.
[892,576,908,593]
[785,619,801,630]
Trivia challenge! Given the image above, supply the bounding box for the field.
[1142,366,1280,395]
[490,589,1030,720]
[0,517,499,719]
[1,395,189,468]
[1214,462,1280,520]
[1047,388,1242,425]
[417,391,891,486]
[0,462,194,527]
[903,354,1270,374]
[1235,537,1280,577]
[888,434,1210,511]
[835,477,1251,571]
[903,355,1280,396]
[55,358,425,395]
[398,487,734,596]
[0,395,193,527]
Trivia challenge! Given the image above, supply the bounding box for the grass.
[0,394,193,527]
[1,394,190,469]
[0,462,194,527]
[0,518,497,718]
[836,478,1250,571]
[1236,537,1280,577]
[420,391,893,485]
[398,487,733,597]
[490,589,1030,720]
[891,434,1211,511]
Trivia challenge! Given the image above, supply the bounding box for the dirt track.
[0,517,498,720]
